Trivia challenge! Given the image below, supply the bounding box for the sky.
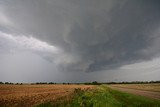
[0,0,160,83]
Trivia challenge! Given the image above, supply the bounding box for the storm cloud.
[0,0,160,82]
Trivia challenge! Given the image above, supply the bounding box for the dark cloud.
[0,0,160,82]
[60,0,160,72]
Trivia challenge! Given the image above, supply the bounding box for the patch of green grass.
[37,85,160,107]
[109,87,160,107]
[70,85,160,107]
[70,86,120,107]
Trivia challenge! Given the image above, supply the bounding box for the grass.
[38,85,160,107]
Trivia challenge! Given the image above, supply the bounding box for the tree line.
[0,80,160,85]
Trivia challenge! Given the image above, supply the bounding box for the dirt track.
[109,85,160,100]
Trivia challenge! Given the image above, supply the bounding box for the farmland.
[0,84,94,107]
[68,85,160,107]
[109,83,160,100]
[0,84,160,107]
[110,83,160,92]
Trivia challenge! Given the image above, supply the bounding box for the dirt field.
[109,84,160,100]
[0,84,94,107]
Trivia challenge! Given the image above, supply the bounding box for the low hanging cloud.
[0,0,160,82]
[0,31,59,53]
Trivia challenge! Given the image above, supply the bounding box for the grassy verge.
[37,85,160,107]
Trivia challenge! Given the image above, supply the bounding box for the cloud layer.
[0,0,160,82]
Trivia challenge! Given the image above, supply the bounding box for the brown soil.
[0,84,94,107]
[109,85,160,100]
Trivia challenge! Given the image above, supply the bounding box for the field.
[110,83,160,92]
[109,83,160,99]
[0,84,160,107]
[0,84,94,107]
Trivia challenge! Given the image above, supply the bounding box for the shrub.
[0,82,4,84]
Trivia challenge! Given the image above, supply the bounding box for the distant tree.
[92,81,102,85]
[84,81,101,85]
[5,82,9,84]
[48,82,56,84]
[84,82,91,85]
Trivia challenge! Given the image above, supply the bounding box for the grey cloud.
[0,0,160,82]
[61,0,160,72]
[1,0,160,72]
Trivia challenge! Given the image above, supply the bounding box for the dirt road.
[109,85,160,100]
